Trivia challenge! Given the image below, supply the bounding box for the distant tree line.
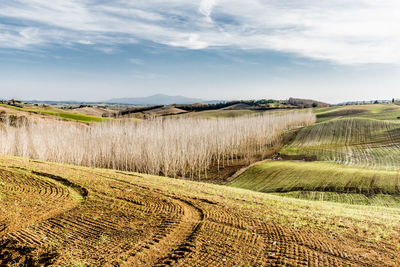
[288,98,330,108]
[3,99,24,108]
[117,105,164,116]
[175,99,285,112]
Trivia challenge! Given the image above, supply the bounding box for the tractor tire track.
[0,171,86,266]
[1,164,398,266]
[94,175,205,266]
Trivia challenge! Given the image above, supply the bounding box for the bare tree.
[0,111,315,179]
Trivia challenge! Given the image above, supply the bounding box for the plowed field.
[1,155,400,266]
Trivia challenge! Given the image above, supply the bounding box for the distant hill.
[20,95,330,108]
[221,103,253,110]
[288,98,330,108]
[106,94,213,105]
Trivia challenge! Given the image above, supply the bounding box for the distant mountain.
[21,94,223,106]
[106,94,216,105]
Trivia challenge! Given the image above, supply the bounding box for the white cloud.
[0,0,400,64]
[199,0,218,20]
[168,33,209,49]
[78,40,94,45]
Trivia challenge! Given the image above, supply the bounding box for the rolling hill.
[230,104,400,210]
[229,160,400,207]
[3,102,400,266]
[280,118,400,169]
[0,104,105,123]
[1,154,399,266]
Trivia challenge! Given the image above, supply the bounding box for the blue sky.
[1,0,400,103]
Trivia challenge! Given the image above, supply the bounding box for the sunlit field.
[1,154,400,266]
[2,103,400,266]
[281,118,400,169]
[2,0,399,265]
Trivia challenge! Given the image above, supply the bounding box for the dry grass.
[0,110,315,179]
[1,104,105,123]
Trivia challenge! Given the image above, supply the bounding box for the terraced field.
[1,155,400,266]
[281,117,400,169]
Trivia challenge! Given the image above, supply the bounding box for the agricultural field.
[2,103,400,266]
[314,104,400,122]
[1,0,396,264]
[182,109,258,118]
[1,155,400,266]
[281,110,400,169]
[232,104,400,208]
[0,104,105,123]
[119,105,259,119]
[229,161,400,207]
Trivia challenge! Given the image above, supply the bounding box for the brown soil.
[220,103,253,110]
[119,106,188,119]
[206,128,299,184]
[143,106,188,116]
[0,106,47,121]
[70,107,117,117]
[1,156,399,266]
[0,106,86,126]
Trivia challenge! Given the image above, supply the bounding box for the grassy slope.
[1,104,105,123]
[231,104,400,207]
[281,117,400,169]
[1,154,400,265]
[3,103,400,264]
[182,109,257,118]
[229,161,400,207]
[315,104,400,122]
[181,109,304,119]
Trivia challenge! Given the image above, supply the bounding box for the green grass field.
[315,104,400,122]
[280,117,400,169]
[229,161,400,206]
[231,104,400,207]
[1,104,105,123]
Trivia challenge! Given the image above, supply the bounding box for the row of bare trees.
[0,111,315,179]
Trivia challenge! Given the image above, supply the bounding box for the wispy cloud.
[0,0,399,64]
[199,0,218,21]
[129,58,144,65]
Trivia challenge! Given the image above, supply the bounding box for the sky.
[1,0,400,104]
